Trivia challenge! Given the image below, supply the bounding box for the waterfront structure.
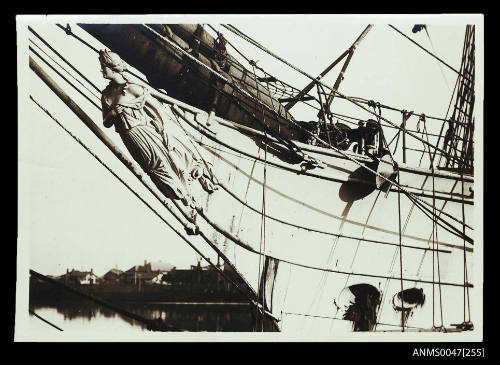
[100,268,123,283]
[60,269,98,285]
[120,260,174,285]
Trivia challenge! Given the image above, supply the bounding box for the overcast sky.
[18,14,482,277]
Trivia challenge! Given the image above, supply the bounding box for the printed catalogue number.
[413,348,485,357]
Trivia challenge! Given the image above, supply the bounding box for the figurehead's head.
[99,50,127,73]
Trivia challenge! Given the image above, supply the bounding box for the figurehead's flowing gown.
[101,82,216,203]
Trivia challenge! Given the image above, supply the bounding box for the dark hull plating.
[79,23,301,141]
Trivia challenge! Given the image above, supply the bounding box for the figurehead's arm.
[103,110,117,128]
[101,92,118,128]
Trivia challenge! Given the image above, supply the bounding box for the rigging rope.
[207,24,312,109]
[56,23,100,52]
[323,92,466,126]
[432,175,436,328]
[31,36,470,277]
[331,109,462,141]
[461,172,472,324]
[29,45,101,111]
[220,24,468,165]
[374,165,428,332]
[33,34,472,248]
[195,204,471,288]
[30,26,102,94]
[259,129,268,332]
[29,92,275,321]
[282,311,424,330]
[397,174,405,331]
[169,93,473,244]
[433,170,445,330]
[41,22,474,285]
[29,38,101,101]
[30,23,476,332]
[141,23,465,167]
[29,309,64,331]
[388,25,467,80]
[215,177,454,253]
[252,61,267,332]
[59,21,471,211]
[423,26,452,92]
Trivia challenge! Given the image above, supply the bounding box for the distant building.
[121,260,174,285]
[100,268,123,283]
[151,272,170,285]
[60,269,98,285]
[149,260,175,272]
[164,261,231,291]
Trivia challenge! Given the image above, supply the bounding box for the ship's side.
[160,99,474,333]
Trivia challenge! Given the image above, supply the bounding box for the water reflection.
[30,301,254,332]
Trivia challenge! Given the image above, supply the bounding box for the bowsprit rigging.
[25,20,477,334]
[29,58,280,329]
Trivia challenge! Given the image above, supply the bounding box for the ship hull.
[61,24,475,333]
[158,101,474,333]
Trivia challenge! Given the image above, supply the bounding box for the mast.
[284,25,373,112]
[439,25,475,174]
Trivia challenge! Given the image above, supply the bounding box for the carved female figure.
[99,50,217,210]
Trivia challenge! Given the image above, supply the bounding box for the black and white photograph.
[16,14,483,342]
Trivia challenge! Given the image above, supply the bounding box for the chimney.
[90,268,93,274]
[144,259,147,267]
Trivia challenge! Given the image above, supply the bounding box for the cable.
[29,94,276,322]
[397,174,405,331]
[221,24,468,165]
[29,45,101,111]
[38,25,472,290]
[177,103,474,235]
[29,26,102,93]
[145,23,465,167]
[32,34,472,246]
[67,21,470,203]
[29,38,101,101]
[29,48,278,321]
[29,309,64,331]
[388,25,467,80]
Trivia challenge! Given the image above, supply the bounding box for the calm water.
[29,301,255,332]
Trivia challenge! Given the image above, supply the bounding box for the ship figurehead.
[98,49,219,234]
